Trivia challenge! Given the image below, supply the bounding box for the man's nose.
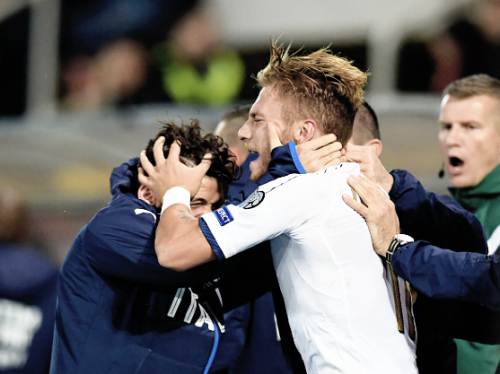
[446,125,462,146]
[238,121,251,142]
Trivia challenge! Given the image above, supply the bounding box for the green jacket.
[450,163,500,244]
[449,163,500,374]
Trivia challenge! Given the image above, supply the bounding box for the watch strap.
[386,238,402,264]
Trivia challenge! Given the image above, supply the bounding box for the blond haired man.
[139,44,418,374]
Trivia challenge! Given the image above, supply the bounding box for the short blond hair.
[256,42,369,145]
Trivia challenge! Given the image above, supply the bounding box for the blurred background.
[0,0,497,266]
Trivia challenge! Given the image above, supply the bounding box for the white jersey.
[202,163,418,374]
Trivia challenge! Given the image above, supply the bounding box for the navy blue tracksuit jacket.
[49,153,293,374]
[50,159,232,374]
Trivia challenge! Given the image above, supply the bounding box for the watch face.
[395,234,414,245]
[387,234,414,264]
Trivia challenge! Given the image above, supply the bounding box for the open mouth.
[449,157,463,168]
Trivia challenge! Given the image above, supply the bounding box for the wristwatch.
[386,234,414,264]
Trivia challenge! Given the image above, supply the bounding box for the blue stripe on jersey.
[289,142,307,174]
[199,218,225,260]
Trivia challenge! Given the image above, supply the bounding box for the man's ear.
[294,119,317,144]
[138,185,156,206]
[366,139,383,157]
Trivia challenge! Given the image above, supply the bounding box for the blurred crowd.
[0,0,251,116]
[399,0,500,92]
[4,0,500,117]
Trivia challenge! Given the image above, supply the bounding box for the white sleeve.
[200,176,308,259]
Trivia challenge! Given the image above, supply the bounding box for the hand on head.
[342,174,400,257]
[138,136,212,202]
[296,134,343,172]
[344,143,394,193]
[267,124,343,172]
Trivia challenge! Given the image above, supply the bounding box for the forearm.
[156,204,215,271]
[392,241,500,310]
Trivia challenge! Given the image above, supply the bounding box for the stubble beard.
[249,152,271,181]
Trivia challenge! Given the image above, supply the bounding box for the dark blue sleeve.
[268,143,306,178]
[389,169,488,254]
[84,199,230,288]
[392,241,500,310]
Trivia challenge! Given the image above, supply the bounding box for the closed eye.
[191,200,210,209]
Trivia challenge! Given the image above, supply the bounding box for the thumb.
[268,123,282,150]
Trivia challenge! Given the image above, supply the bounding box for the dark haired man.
[215,104,253,168]
[214,104,262,206]
[49,121,238,374]
[351,101,381,146]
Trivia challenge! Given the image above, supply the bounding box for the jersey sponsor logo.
[214,206,234,226]
[241,190,265,209]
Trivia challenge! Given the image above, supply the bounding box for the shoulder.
[306,162,360,188]
[322,162,360,177]
[252,163,359,197]
[88,195,158,239]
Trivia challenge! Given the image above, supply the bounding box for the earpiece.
[438,162,445,179]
